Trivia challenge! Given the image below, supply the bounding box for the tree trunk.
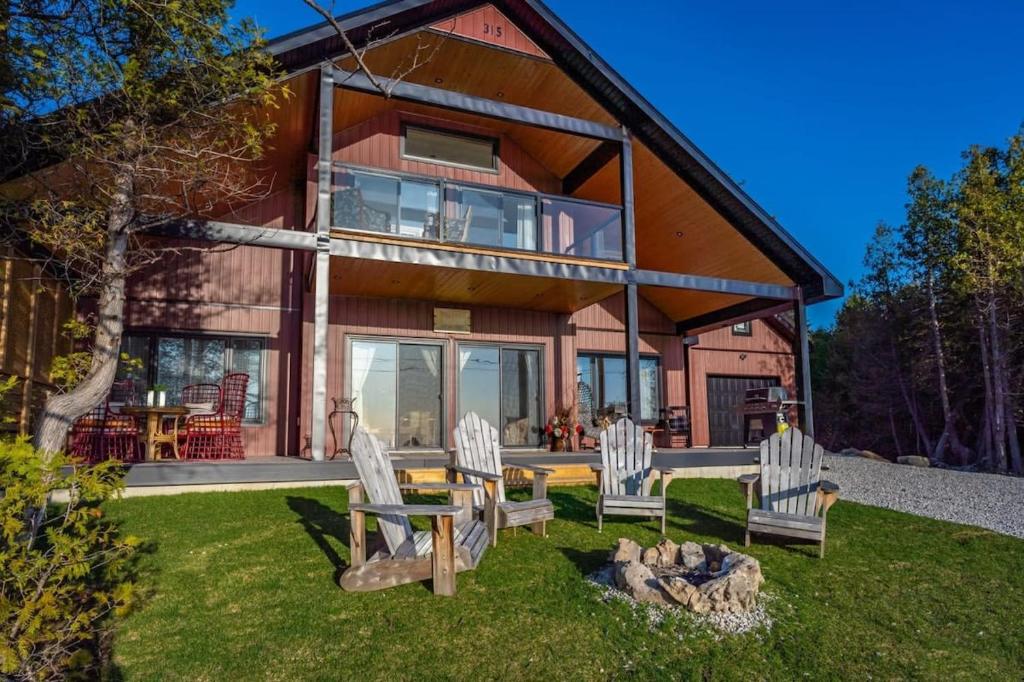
[978,320,998,470]
[925,270,969,464]
[989,300,1022,473]
[34,167,134,457]
[887,406,904,458]
[891,340,932,456]
[985,301,1009,473]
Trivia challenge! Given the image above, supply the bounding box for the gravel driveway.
[822,454,1024,539]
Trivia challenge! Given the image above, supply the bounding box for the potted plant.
[150,384,168,407]
[545,409,582,452]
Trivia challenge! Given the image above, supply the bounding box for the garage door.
[706,375,780,447]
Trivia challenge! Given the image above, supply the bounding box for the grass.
[103,480,1024,680]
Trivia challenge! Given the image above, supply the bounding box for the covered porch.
[110,447,759,496]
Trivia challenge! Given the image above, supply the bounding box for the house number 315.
[483,22,503,37]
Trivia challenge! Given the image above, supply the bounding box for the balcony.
[330,165,624,262]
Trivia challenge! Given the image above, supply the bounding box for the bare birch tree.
[0,0,283,455]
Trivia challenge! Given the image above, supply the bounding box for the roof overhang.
[267,0,843,304]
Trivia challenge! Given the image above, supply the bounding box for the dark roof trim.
[267,0,843,304]
[676,298,794,336]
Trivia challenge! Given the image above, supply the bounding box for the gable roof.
[267,0,843,303]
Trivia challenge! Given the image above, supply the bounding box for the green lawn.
[104,480,1024,680]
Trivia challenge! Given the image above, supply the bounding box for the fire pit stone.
[607,537,764,614]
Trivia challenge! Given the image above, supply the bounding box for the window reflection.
[576,353,661,423]
[350,339,442,449]
[458,346,500,432]
[116,333,265,423]
[331,166,624,262]
[459,345,542,447]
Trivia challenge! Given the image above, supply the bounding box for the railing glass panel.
[332,166,623,262]
[541,197,623,261]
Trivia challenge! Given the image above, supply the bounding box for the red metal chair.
[181,373,249,460]
[182,383,222,407]
[68,404,142,464]
[165,383,223,455]
[108,379,139,407]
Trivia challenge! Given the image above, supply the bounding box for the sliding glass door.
[576,353,662,423]
[458,344,542,447]
[349,339,442,448]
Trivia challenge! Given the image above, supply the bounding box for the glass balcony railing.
[331,166,624,262]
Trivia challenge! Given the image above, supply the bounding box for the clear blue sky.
[235,0,1024,328]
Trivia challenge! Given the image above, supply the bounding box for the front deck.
[117,448,757,495]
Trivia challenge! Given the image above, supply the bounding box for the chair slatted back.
[182,383,222,408]
[453,412,506,507]
[220,373,249,420]
[759,427,824,516]
[599,418,653,496]
[350,427,413,554]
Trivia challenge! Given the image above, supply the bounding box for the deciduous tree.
[0,0,283,456]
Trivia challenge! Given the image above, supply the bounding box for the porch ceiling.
[637,286,756,325]
[329,254,620,313]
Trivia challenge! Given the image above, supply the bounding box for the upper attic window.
[731,321,752,336]
[402,125,498,172]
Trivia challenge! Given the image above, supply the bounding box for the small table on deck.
[121,405,188,461]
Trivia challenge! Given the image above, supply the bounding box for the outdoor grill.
[739,387,797,446]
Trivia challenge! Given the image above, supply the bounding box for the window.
[458,344,543,446]
[117,333,266,423]
[402,125,497,172]
[348,339,443,449]
[447,186,537,250]
[576,353,661,423]
[732,321,752,336]
[332,169,440,238]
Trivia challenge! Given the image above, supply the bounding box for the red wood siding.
[330,109,560,194]
[123,189,305,456]
[431,5,550,60]
[688,320,796,447]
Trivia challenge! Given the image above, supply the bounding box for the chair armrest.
[348,503,462,517]
[588,463,605,472]
[504,462,555,475]
[446,464,502,482]
[398,482,481,492]
[817,480,840,515]
[737,473,759,510]
[657,466,673,497]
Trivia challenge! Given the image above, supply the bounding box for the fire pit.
[598,538,764,614]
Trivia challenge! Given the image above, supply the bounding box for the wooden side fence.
[0,249,72,436]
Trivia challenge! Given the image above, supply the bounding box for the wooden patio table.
[121,405,188,461]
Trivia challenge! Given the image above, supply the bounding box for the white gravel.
[823,454,1024,539]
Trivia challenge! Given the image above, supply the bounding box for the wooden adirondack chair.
[588,418,673,534]
[447,412,556,547]
[737,427,840,558]
[340,427,489,596]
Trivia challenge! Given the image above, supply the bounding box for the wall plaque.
[434,307,471,334]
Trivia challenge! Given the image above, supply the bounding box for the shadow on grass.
[547,489,599,527]
[100,523,156,681]
[556,546,610,577]
[667,498,823,557]
[286,496,350,580]
[665,497,745,543]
